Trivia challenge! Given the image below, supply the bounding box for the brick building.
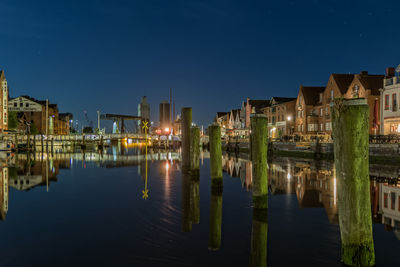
[245,98,271,128]
[9,96,71,135]
[294,86,325,136]
[262,97,296,139]
[343,71,383,135]
[0,70,9,133]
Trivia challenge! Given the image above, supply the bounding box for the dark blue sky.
[0,0,399,130]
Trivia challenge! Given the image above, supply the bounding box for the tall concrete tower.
[138,96,150,133]
[159,100,170,129]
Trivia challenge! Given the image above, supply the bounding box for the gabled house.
[343,71,384,134]
[215,112,229,136]
[294,86,325,135]
[262,97,296,138]
[321,73,355,134]
[245,98,271,128]
[228,109,241,129]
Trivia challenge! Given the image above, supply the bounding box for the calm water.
[0,146,399,266]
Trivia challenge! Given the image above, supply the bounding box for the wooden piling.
[208,124,223,250]
[181,107,192,173]
[249,208,268,267]
[190,175,200,225]
[208,184,222,250]
[250,114,268,209]
[190,126,200,175]
[182,172,192,232]
[331,98,375,267]
[209,125,222,184]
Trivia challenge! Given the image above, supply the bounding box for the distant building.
[294,86,325,135]
[159,100,170,129]
[245,98,271,128]
[215,112,229,136]
[262,97,296,138]
[9,96,70,135]
[59,113,73,134]
[380,67,400,135]
[344,71,383,135]
[138,96,150,133]
[0,70,9,133]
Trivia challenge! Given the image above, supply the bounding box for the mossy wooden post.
[251,114,268,209]
[208,184,222,250]
[190,175,200,224]
[249,208,268,267]
[181,107,192,173]
[181,172,192,232]
[331,98,375,267]
[209,125,222,184]
[190,126,200,175]
[208,124,223,250]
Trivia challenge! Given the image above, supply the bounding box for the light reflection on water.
[0,147,398,266]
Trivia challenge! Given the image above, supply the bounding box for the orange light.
[165,162,169,171]
[165,127,170,133]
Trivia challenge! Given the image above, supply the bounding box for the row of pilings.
[182,98,375,266]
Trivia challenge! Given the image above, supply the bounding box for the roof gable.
[331,74,355,94]
[300,86,325,105]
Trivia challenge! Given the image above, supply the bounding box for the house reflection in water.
[222,154,400,240]
[10,158,71,191]
[0,167,8,221]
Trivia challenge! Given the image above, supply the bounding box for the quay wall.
[223,141,400,163]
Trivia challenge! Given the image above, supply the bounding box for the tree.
[8,111,18,130]
[30,123,39,135]
[83,126,93,134]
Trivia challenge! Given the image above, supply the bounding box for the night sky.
[0,0,399,131]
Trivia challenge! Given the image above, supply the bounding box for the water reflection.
[0,147,399,265]
[222,153,400,241]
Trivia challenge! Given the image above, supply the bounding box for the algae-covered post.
[181,172,192,232]
[208,124,223,250]
[209,125,222,184]
[249,208,268,267]
[181,107,192,173]
[190,175,200,225]
[249,114,268,266]
[331,98,375,267]
[190,126,200,175]
[208,184,222,250]
[250,114,268,209]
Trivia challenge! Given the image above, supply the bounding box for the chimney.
[360,71,368,75]
[386,67,395,78]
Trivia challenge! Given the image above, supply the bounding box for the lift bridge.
[100,113,142,134]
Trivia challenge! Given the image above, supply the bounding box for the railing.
[369,135,400,144]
